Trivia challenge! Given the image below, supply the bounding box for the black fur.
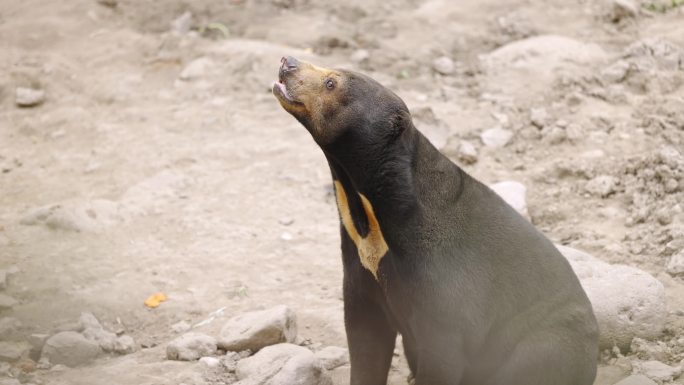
[274,61,599,385]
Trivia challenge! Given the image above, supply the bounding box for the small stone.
[612,0,638,22]
[113,335,136,355]
[489,181,529,219]
[0,294,18,310]
[78,312,102,330]
[432,56,455,75]
[171,320,191,334]
[179,57,213,81]
[530,107,548,128]
[350,49,370,64]
[633,360,682,383]
[218,305,297,352]
[666,251,684,277]
[199,356,220,368]
[171,11,193,34]
[15,87,45,107]
[585,175,619,198]
[278,217,295,226]
[41,331,101,367]
[542,126,566,145]
[96,0,117,8]
[613,374,657,385]
[457,141,478,164]
[602,60,631,83]
[28,334,49,355]
[0,342,30,362]
[166,332,217,361]
[82,327,117,352]
[480,127,513,148]
[281,232,293,241]
[314,346,348,370]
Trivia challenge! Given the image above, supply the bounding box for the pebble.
[489,181,529,219]
[612,0,638,21]
[613,374,657,385]
[602,60,630,83]
[15,87,45,107]
[82,327,117,352]
[557,245,667,349]
[179,57,213,81]
[666,251,684,276]
[41,331,101,367]
[0,294,18,310]
[314,346,348,370]
[171,11,193,34]
[27,334,49,355]
[78,312,102,330]
[432,56,455,75]
[166,332,217,361]
[633,360,682,383]
[235,343,331,385]
[457,140,478,164]
[480,127,513,148]
[199,356,220,368]
[585,175,619,198]
[350,49,370,64]
[171,320,192,334]
[530,107,548,128]
[0,342,30,362]
[113,335,136,354]
[218,305,297,352]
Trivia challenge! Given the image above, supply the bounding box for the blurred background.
[0,0,683,384]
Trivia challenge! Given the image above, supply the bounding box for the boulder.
[166,332,217,361]
[613,375,657,385]
[632,360,682,383]
[490,181,529,219]
[0,342,30,362]
[41,331,101,367]
[557,245,667,349]
[235,343,331,385]
[218,305,297,352]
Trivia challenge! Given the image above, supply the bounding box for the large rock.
[557,245,667,349]
[166,332,217,361]
[235,343,331,385]
[41,331,101,367]
[218,305,297,352]
[489,181,529,219]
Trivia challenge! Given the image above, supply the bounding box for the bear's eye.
[325,79,335,90]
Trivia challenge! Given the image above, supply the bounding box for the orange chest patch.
[333,181,389,280]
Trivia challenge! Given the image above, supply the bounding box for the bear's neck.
[322,126,426,241]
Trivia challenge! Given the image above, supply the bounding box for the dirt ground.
[0,0,683,384]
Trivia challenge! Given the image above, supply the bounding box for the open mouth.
[272,80,302,106]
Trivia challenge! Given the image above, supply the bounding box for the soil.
[0,0,682,384]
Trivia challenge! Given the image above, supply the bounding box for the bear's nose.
[281,56,299,71]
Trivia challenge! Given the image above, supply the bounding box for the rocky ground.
[0,0,683,384]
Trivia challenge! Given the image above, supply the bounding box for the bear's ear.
[388,109,413,138]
